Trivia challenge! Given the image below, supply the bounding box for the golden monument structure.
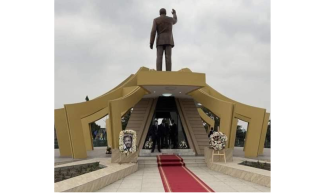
[55,67,270,159]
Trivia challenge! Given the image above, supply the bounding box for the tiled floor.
[97,166,270,192]
[97,166,164,192]
[186,166,270,192]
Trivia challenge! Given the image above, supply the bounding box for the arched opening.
[235,119,249,148]
[264,119,271,148]
[122,108,133,130]
[54,127,59,149]
[198,105,220,132]
[89,108,133,148]
[91,116,108,147]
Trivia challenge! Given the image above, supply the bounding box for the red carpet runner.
[157,155,214,192]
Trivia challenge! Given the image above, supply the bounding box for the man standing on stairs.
[150,8,177,71]
[150,120,161,153]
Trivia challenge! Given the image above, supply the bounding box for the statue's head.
[159,8,166,15]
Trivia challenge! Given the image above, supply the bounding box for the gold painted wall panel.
[54,108,72,157]
[137,71,206,87]
[108,87,148,148]
[258,112,270,155]
[55,66,269,158]
[189,90,234,149]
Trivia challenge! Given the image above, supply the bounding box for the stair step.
[157,162,186,167]
[157,159,183,162]
[138,155,207,168]
[138,163,206,168]
[139,149,196,157]
[138,159,205,164]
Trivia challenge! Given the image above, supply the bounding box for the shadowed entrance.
[143,97,190,151]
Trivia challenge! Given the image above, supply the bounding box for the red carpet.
[157,155,214,192]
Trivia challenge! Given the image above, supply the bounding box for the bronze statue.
[150,8,177,71]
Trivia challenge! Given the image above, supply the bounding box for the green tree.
[236,125,245,139]
[54,127,59,149]
[85,96,101,138]
[121,108,133,130]
[202,121,208,131]
[90,122,101,136]
[265,120,271,148]
[235,125,246,146]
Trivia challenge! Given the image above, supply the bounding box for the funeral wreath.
[209,131,227,151]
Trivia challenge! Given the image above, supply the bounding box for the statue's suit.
[150,13,177,71]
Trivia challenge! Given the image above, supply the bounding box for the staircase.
[125,98,155,145]
[139,149,195,157]
[177,98,210,155]
[157,155,185,167]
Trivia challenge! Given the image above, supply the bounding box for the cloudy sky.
[55,0,270,128]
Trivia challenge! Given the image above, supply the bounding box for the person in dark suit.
[150,8,177,71]
[208,127,216,138]
[160,119,170,148]
[159,119,166,148]
[170,119,178,149]
[165,119,171,147]
[150,120,161,153]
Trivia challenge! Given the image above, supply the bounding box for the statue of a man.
[150,8,177,71]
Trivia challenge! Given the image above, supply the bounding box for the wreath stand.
[211,149,226,163]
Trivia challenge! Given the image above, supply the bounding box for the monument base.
[111,149,140,163]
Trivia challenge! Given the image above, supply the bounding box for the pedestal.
[111,149,140,163]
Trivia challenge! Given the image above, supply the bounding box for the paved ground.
[97,166,164,192]
[97,165,270,192]
[55,147,271,192]
[55,147,271,163]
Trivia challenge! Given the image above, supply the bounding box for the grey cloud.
[55,0,270,127]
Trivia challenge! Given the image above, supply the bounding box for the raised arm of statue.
[172,9,177,24]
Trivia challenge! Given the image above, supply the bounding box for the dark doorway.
[143,97,190,150]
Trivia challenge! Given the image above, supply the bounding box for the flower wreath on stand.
[119,129,137,155]
[144,136,153,149]
[209,131,228,151]
[179,140,188,149]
